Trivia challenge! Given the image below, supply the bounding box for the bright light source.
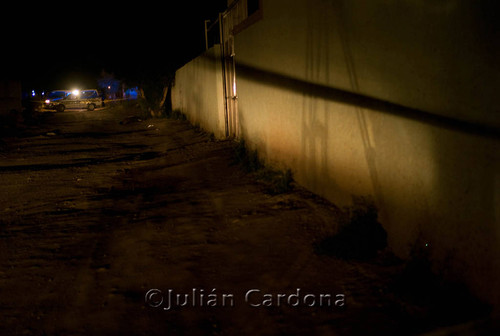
[72,89,80,96]
[31,90,36,97]
[45,99,50,104]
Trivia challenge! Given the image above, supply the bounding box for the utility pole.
[204,20,210,51]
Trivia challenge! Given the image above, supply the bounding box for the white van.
[48,89,102,112]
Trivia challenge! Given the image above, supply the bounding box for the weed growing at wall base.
[314,196,387,259]
[233,139,293,195]
[165,109,187,121]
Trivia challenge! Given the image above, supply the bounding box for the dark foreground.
[0,106,496,335]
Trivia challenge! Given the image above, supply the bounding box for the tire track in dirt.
[1,106,494,335]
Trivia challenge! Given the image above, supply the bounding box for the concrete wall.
[234,0,499,305]
[171,47,226,138]
[235,0,499,127]
[173,0,500,306]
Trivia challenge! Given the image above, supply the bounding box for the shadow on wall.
[234,66,498,140]
[300,0,387,212]
[328,3,499,305]
[301,0,332,198]
[330,0,386,210]
[425,124,499,304]
[234,51,499,307]
[170,1,499,306]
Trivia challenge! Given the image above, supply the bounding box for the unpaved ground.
[0,106,495,335]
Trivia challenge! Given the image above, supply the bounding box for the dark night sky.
[3,1,227,90]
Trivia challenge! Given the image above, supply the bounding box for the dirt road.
[0,106,494,335]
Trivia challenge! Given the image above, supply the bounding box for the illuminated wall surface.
[173,47,226,138]
[173,0,500,305]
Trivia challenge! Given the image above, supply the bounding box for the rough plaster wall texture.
[235,0,499,127]
[237,81,376,203]
[233,0,500,305]
[236,72,500,305]
[172,0,499,306]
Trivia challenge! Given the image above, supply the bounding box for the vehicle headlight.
[45,99,50,104]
